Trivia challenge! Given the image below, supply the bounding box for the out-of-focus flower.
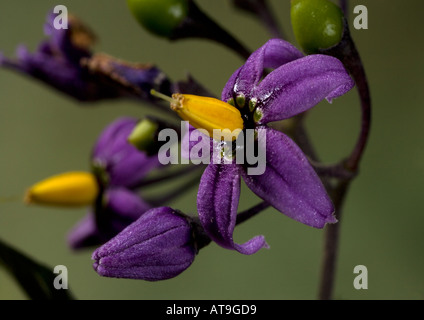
[26,117,162,249]
[0,11,172,102]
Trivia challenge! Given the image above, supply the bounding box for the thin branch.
[132,165,204,189]
[236,201,270,225]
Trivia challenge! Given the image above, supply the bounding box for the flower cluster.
[1,0,359,284]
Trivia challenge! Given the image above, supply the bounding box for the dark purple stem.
[146,171,203,206]
[340,0,349,18]
[173,0,251,60]
[232,0,286,40]
[344,53,371,172]
[317,21,372,300]
[132,165,203,189]
[236,201,270,225]
[318,179,350,300]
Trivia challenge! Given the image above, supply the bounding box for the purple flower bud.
[92,207,198,281]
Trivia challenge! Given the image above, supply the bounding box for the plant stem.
[292,113,320,163]
[133,165,203,189]
[232,0,286,39]
[146,171,203,206]
[173,0,251,60]
[340,0,349,18]
[344,52,371,172]
[236,201,270,225]
[317,21,372,300]
[318,179,349,300]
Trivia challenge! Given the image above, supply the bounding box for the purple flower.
[92,207,198,281]
[0,11,171,102]
[68,117,161,249]
[91,117,161,189]
[196,39,355,254]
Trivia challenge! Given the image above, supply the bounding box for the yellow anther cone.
[151,90,244,141]
[25,172,99,207]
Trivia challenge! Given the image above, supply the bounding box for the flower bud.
[128,118,158,152]
[291,0,344,54]
[92,207,201,281]
[128,116,177,156]
[25,172,98,207]
[126,0,189,38]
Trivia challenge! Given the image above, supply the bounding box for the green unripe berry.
[291,0,344,54]
[128,118,159,152]
[127,0,189,38]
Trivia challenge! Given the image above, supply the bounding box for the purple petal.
[67,213,103,250]
[242,127,336,228]
[254,55,355,124]
[67,188,151,250]
[92,207,195,281]
[105,188,151,222]
[108,150,160,188]
[92,117,161,188]
[221,67,242,102]
[197,163,268,254]
[181,122,212,162]
[222,39,303,102]
[43,11,92,64]
[92,117,137,157]
[1,46,118,102]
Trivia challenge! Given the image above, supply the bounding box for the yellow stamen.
[151,90,243,141]
[25,172,98,207]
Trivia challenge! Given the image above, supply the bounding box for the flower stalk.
[231,0,286,39]
[317,19,371,300]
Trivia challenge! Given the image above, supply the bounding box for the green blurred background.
[0,0,423,300]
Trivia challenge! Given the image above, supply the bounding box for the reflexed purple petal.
[242,127,336,228]
[92,117,137,157]
[92,207,195,281]
[222,39,303,101]
[197,163,268,254]
[254,55,355,124]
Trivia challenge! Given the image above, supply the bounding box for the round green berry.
[291,0,344,54]
[127,0,189,38]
